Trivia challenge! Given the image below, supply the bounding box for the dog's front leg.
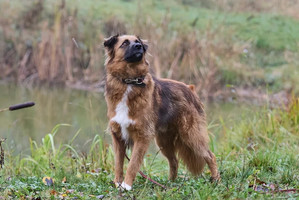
[122,138,150,190]
[111,130,126,186]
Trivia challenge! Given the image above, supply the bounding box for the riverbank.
[0,82,261,155]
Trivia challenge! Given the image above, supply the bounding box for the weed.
[1,98,299,199]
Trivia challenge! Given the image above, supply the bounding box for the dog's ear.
[188,84,195,92]
[104,34,119,49]
[141,39,148,51]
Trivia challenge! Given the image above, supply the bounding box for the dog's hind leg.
[204,150,220,181]
[123,138,150,190]
[156,136,178,180]
[162,149,178,180]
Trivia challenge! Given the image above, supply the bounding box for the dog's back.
[153,77,206,127]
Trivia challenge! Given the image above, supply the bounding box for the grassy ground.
[1,98,298,199]
[0,0,299,96]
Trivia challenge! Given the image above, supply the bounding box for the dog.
[104,34,220,190]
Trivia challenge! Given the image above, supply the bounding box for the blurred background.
[0,0,298,153]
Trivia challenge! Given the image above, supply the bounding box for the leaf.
[42,177,55,186]
[50,189,58,195]
[62,176,67,183]
[96,195,105,199]
[59,194,68,198]
[250,182,298,194]
[66,189,74,194]
[76,172,82,178]
[255,178,266,185]
[279,189,298,193]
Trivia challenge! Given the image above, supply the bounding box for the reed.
[0,0,299,96]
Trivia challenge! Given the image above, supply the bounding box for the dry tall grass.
[215,0,299,19]
[0,0,298,99]
[1,1,99,84]
[1,0,233,98]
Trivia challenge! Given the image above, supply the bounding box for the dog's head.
[104,34,148,64]
[104,34,149,78]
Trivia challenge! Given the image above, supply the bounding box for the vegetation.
[0,0,299,99]
[0,98,298,199]
[0,0,298,199]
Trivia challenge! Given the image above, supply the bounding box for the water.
[0,83,256,154]
[0,83,108,154]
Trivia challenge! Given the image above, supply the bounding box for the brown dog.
[104,34,220,190]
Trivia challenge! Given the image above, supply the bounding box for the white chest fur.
[111,85,135,143]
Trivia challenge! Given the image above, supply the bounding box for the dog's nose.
[133,43,142,50]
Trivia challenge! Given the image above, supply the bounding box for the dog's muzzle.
[124,43,144,63]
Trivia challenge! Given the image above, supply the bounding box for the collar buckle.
[122,76,146,87]
[136,78,144,84]
[124,78,133,84]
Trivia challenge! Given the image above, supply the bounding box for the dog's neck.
[106,60,149,87]
[106,73,148,89]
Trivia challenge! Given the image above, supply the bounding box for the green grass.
[66,0,299,51]
[1,98,298,199]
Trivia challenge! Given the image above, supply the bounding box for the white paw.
[121,182,132,191]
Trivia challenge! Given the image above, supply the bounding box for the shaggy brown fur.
[104,34,220,190]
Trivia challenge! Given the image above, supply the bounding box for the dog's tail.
[176,127,210,176]
[177,142,206,175]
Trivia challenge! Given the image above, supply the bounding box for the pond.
[0,83,256,154]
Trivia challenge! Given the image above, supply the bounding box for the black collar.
[122,76,146,87]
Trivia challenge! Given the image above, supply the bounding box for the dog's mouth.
[125,52,143,63]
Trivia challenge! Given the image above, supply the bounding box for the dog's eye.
[121,40,130,47]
